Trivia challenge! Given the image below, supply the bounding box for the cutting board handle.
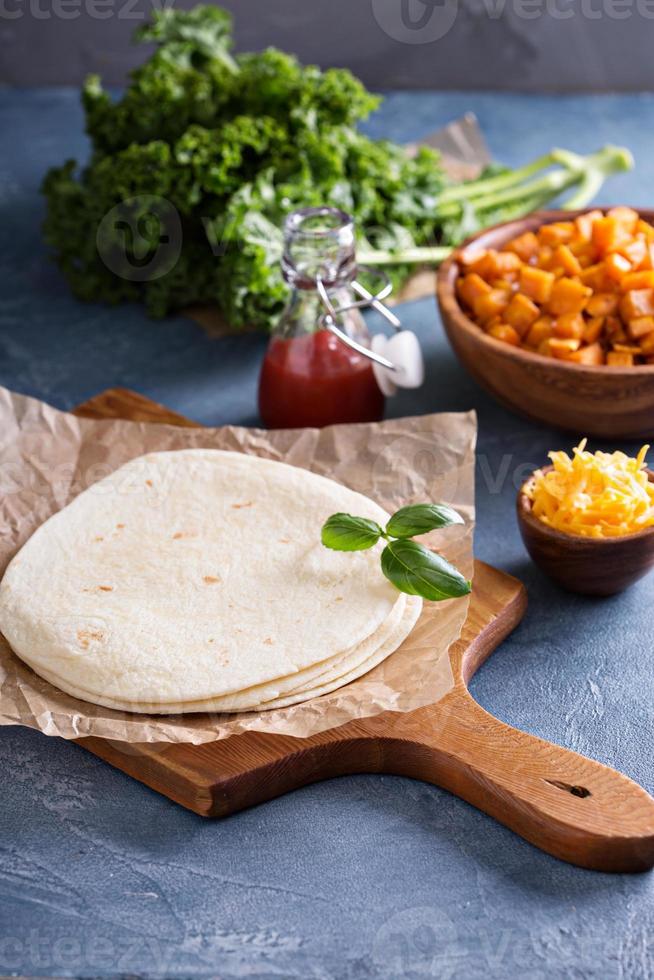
[387,687,654,872]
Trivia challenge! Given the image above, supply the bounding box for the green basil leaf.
[381,539,471,601]
[321,513,383,551]
[386,503,465,538]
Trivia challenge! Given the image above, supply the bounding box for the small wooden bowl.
[517,467,654,595]
[436,208,654,439]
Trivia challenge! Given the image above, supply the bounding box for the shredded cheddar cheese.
[526,439,654,538]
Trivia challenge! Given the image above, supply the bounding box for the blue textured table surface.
[1,90,653,980]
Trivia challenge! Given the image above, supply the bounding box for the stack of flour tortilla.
[0,450,422,714]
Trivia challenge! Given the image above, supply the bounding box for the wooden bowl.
[517,467,654,595]
[436,208,654,439]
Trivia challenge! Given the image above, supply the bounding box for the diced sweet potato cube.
[547,277,592,315]
[583,316,605,344]
[487,323,520,346]
[459,246,487,269]
[607,206,639,236]
[468,257,494,281]
[473,288,509,324]
[504,293,540,335]
[519,265,554,304]
[620,288,654,321]
[586,293,619,317]
[537,245,554,269]
[607,351,634,367]
[525,316,553,348]
[574,210,603,241]
[458,273,491,309]
[620,270,654,292]
[639,331,654,354]
[539,222,575,246]
[549,338,581,359]
[538,338,552,356]
[553,244,582,277]
[570,241,599,265]
[553,313,585,340]
[579,263,606,291]
[485,251,522,278]
[577,253,597,270]
[592,217,631,254]
[640,244,654,270]
[490,278,516,292]
[567,341,604,365]
[637,219,654,241]
[628,315,654,339]
[619,238,648,268]
[505,231,539,262]
[603,252,632,283]
[613,343,642,355]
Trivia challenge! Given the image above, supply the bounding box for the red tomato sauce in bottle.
[258,329,384,429]
[257,207,385,430]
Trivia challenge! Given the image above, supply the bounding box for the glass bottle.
[258,207,385,429]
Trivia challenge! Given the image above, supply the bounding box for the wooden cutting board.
[73,388,654,873]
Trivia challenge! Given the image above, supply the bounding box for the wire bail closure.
[316,267,401,372]
[287,206,424,395]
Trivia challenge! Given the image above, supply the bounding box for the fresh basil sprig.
[385,503,464,538]
[380,539,470,601]
[320,514,384,551]
[321,503,471,602]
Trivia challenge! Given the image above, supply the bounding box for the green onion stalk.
[357,145,634,269]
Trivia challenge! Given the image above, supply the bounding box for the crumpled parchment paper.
[0,386,475,744]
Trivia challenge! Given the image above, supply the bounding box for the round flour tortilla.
[19,592,409,713]
[190,594,407,709]
[253,595,422,711]
[0,450,408,709]
[15,595,422,714]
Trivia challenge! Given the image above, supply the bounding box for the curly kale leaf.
[172,116,287,212]
[135,3,236,68]
[42,4,446,330]
[233,49,380,128]
[42,161,141,305]
[82,52,237,155]
[83,8,238,153]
